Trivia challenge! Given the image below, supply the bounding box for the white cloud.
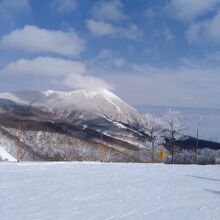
[0,25,85,57]
[51,0,78,13]
[87,0,141,40]
[98,49,112,59]
[0,0,30,20]
[86,49,126,71]
[165,0,220,45]
[91,0,127,22]
[119,24,142,40]
[86,20,115,36]
[100,64,220,108]
[1,57,85,76]
[165,0,220,21]
[0,57,111,90]
[186,9,220,44]
[86,19,142,40]
[63,74,110,90]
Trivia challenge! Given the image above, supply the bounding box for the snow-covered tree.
[187,114,206,164]
[142,113,165,162]
[163,110,186,164]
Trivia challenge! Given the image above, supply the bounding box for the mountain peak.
[0,89,141,124]
[43,88,117,99]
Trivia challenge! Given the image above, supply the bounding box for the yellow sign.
[159,150,166,160]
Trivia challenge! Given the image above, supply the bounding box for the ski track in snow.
[0,163,220,220]
[105,97,122,114]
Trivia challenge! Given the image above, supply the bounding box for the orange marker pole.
[17,123,21,162]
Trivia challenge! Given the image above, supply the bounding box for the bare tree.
[142,113,165,162]
[163,110,186,164]
[188,114,206,164]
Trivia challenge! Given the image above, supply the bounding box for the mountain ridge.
[0,89,150,162]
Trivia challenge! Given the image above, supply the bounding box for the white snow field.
[0,163,220,220]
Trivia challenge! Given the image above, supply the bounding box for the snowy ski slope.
[0,162,220,220]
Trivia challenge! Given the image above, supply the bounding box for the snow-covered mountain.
[0,89,151,162]
[0,89,140,123]
[1,89,220,163]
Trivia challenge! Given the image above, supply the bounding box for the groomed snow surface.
[1,163,220,220]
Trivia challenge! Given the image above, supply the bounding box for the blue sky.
[0,0,220,108]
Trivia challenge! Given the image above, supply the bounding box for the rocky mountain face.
[0,89,152,162]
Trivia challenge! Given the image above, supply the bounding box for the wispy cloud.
[50,0,78,14]
[165,0,220,21]
[86,48,126,71]
[143,8,156,20]
[0,0,30,21]
[0,25,85,57]
[165,0,220,47]
[86,19,142,40]
[91,0,127,22]
[113,58,125,67]
[87,0,142,40]
[186,9,220,45]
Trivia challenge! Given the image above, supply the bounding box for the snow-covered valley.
[0,162,220,220]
